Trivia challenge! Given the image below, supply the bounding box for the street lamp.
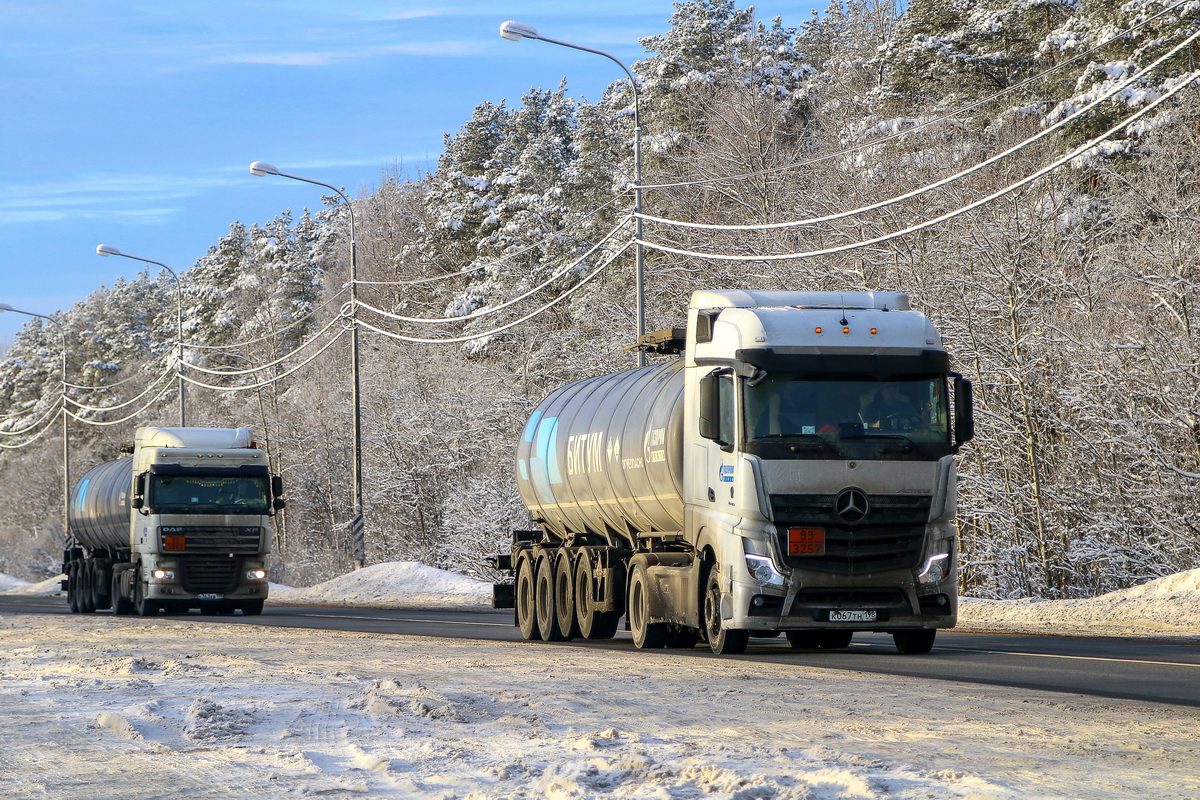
[499,20,648,367]
[249,161,366,568]
[0,303,71,546]
[95,244,187,427]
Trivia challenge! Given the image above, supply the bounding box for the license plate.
[197,593,224,601]
[788,527,825,555]
[829,609,877,622]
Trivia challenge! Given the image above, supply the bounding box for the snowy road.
[1,610,1198,799]
[6,595,1200,708]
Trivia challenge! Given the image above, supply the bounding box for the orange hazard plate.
[788,528,825,555]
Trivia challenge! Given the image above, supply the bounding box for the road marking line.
[852,641,1200,669]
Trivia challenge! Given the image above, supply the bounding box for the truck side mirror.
[273,498,287,511]
[954,377,975,446]
[698,370,730,448]
[132,474,146,511]
[271,475,284,498]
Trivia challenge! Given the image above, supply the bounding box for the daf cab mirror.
[273,498,287,511]
[954,376,975,446]
[271,475,284,498]
[132,473,146,511]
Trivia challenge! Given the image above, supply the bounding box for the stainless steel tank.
[516,360,685,543]
[68,457,133,551]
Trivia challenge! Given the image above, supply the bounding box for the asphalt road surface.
[3,595,1198,708]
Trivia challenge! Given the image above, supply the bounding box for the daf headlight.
[246,569,267,581]
[917,553,950,585]
[151,569,175,581]
[742,538,785,587]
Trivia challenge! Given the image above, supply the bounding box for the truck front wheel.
[893,629,936,654]
[703,564,748,655]
[134,579,159,617]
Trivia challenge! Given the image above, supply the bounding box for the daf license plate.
[197,593,224,601]
[829,609,876,623]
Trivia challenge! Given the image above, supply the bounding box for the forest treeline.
[2,0,1198,598]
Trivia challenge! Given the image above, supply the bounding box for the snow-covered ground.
[1,565,1198,798]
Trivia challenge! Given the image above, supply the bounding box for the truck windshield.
[743,373,951,460]
[149,474,271,514]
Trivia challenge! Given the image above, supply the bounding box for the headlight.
[742,537,786,588]
[246,569,267,581]
[151,569,175,581]
[917,553,950,585]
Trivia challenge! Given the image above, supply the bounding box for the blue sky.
[0,1,814,348]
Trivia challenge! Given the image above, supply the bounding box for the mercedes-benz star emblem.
[834,488,870,524]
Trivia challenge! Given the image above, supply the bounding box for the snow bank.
[960,568,1200,638]
[0,572,62,595]
[267,561,492,609]
[0,571,28,591]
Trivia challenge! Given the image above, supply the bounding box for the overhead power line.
[180,322,350,393]
[357,241,632,345]
[64,365,177,414]
[636,68,1200,262]
[355,216,633,325]
[637,26,1200,233]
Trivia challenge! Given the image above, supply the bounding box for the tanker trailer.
[64,426,286,616]
[495,290,974,655]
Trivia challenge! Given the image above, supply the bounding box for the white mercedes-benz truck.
[64,427,285,616]
[495,290,973,654]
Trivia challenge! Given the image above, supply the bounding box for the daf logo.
[834,488,870,524]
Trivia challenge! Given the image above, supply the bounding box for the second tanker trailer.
[496,290,974,654]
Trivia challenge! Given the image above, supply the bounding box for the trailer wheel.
[628,563,668,649]
[703,564,748,655]
[67,563,80,614]
[574,556,619,640]
[535,551,568,642]
[514,551,540,641]
[553,554,581,640]
[111,572,135,616]
[78,564,96,614]
[893,629,936,654]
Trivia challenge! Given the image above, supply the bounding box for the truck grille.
[179,557,241,594]
[772,493,930,575]
[160,526,261,555]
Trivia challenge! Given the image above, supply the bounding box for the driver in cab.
[863,385,919,430]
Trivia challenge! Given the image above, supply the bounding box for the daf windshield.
[149,474,271,514]
[743,373,951,460]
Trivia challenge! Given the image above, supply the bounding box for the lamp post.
[0,303,71,545]
[95,245,187,427]
[499,20,647,367]
[249,161,366,569]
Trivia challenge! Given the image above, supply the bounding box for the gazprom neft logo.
[719,465,735,483]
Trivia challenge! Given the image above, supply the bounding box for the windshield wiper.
[752,433,840,456]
